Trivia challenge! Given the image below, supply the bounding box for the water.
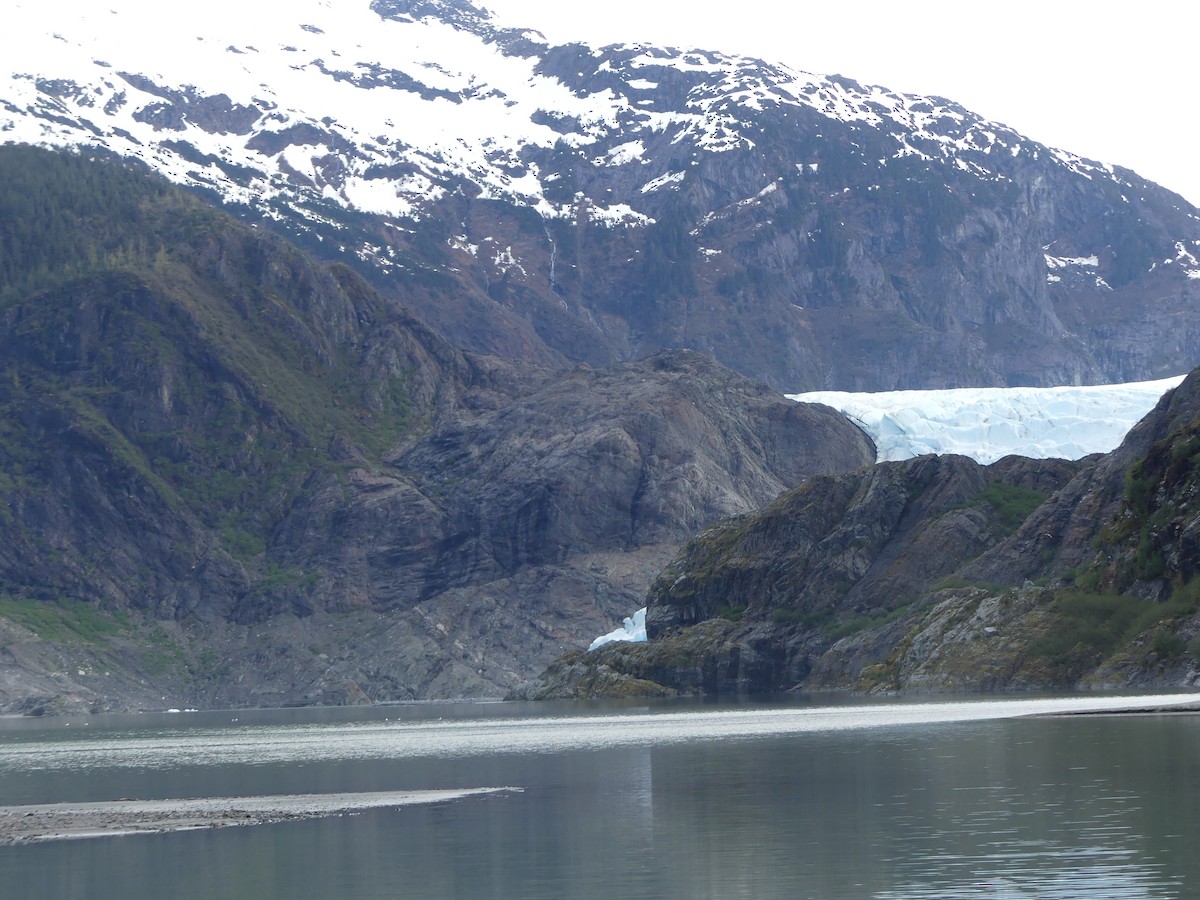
[1,694,1198,898]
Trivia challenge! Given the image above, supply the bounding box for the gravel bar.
[0,788,520,844]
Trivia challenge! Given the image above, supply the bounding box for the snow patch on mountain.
[1045,254,1100,269]
[789,376,1185,465]
[1,0,1145,244]
[641,171,686,193]
[1044,252,1101,285]
[2,0,634,221]
[1163,240,1200,278]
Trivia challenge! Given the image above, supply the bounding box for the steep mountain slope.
[0,146,875,712]
[4,0,1199,389]
[524,371,1200,699]
[0,145,470,620]
[255,349,873,702]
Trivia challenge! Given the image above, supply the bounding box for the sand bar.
[0,788,519,845]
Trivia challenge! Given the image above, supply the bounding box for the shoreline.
[9,689,1200,719]
[1043,700,1200,716]
[0,788,520,845]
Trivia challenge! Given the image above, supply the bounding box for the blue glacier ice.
[588,607,647,651]
[788,376,1185,465]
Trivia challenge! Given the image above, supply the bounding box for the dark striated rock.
[264,350,876,694]
[644,454,1078,637]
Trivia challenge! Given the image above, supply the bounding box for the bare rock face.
[262,350,876,698]
[520,453,1081,698]
[399,350,874,572]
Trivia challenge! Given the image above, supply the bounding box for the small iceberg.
[588,608,647,651]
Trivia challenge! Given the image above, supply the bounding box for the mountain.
[0,146,874,712]
[521,371,1200,699]
[6,1,1200,712]
[5,0,1200,390]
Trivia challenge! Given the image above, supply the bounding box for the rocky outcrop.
[523,371,1200,701]
[643,454,1078,635]
[260,350,876,696]
[962,371,1200,587]
[518,453,1081,698]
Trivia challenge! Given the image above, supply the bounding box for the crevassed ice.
[788,376,1186,465]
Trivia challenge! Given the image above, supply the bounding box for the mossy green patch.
[0,596,129,644]
[971,482,1047,535]
[1028,590,1197,673]
[825,603,914,642]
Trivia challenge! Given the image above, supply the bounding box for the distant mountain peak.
[372,0,492,31]
[370,0,548,50]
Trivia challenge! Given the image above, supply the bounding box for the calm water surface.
[1,694,1198,898]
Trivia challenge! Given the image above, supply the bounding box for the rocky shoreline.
[1047,701,1200,716]
[0,788,519,845]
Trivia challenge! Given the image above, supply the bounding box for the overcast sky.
[484,0,1200,208]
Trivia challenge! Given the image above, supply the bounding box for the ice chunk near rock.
[588,607,647,650]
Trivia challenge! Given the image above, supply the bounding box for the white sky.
[484,0,1200,208]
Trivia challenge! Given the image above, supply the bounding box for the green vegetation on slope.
[1028,589,1198,676]
[974,482,1047,535]
[0,595,129,644]
[0,145,173,304]
[0,146,430,615]
[1116,424,1200,583]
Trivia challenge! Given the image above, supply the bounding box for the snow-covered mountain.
[0,0,1135,229]
[790,376,1185,465]
[5,0,1200,390]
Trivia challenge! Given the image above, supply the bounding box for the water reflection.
[875,720,1189,899]
[637,716,1195,898]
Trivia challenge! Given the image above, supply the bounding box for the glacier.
[788,376,1186,465]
